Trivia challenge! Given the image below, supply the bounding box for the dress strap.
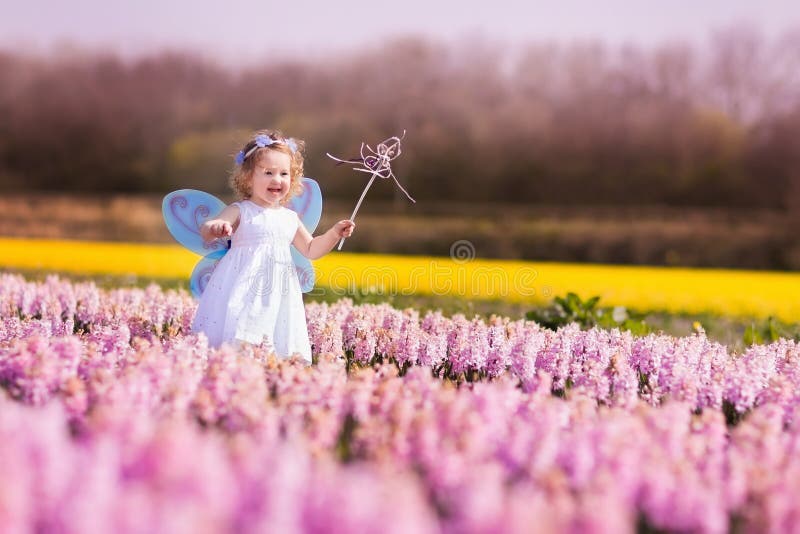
[232,200,249,217]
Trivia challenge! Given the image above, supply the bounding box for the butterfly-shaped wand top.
[327,131,415,250]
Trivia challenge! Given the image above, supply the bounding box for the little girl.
[191,130,355,363]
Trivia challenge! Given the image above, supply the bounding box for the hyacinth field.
[1,273,800,533]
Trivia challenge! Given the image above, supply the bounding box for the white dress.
[191,199,312,363]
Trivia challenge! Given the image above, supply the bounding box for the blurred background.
[2,0,800,269]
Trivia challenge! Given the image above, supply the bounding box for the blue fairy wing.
[287,177,322,233]
[291,247,316,293]
[287,177,322,293]
[162,189,229,256]
[189,249,227,297]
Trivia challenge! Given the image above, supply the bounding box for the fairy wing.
[165,183,321,295]
[163,189,230,297]
[189,250,227,297]
[162,189,229,256]
[288,178,322,233]
[290,248,316,293]
[287,178,322,293]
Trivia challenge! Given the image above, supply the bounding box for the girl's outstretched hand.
[333,220,355,239]
[207,221,233,239]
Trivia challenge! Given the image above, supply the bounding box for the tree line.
[2,25,800,210]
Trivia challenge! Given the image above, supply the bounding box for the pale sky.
[3,0,800,64]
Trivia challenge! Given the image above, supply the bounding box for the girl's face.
[250,149,292,207]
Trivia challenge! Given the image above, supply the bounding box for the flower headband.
[235,134,298,165]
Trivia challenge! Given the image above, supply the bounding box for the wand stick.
[338,172,377,250]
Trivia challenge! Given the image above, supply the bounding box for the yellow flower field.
[2,237,798,321]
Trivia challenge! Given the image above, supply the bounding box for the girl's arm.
[293,219,355,260]
[200,204,240,242]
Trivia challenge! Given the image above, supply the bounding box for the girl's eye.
[265,170,272,175]
[281,172,289,176]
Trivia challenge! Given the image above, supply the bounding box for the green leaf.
[743,324,761,346]
[584,296,601,310]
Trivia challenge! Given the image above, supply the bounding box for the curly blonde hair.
[229,129,306,203]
